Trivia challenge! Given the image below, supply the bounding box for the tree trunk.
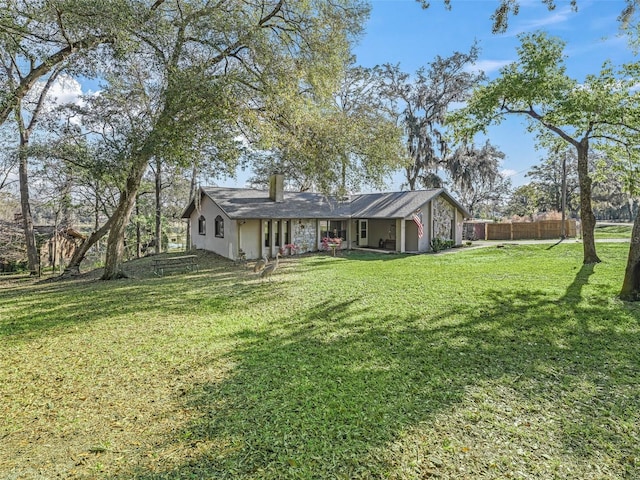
[155,157,162,255]
[406,167,417,191]
[11,67,62,276]
[61,216,113,277]
[561,154,566,239]
[576,141,600,264]
[135,199,142,258]
[17,127,39,276]
[186,163,198,250]
[620,208,640,301]
[101,158,148,280]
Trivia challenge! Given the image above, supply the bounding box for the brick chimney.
[269,174,284,202]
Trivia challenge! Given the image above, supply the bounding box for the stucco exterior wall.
[405,219,419,251]
[239,219,262,260]
[189,195,237,258]
[188,191,467,259]
[405,203,431,253]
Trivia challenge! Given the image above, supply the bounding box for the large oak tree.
[91,0,370,279]
[376,46,486,191]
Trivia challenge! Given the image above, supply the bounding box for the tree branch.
[505,105,580,148]
[0,35,105,126]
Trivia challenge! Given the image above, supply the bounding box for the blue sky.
[350,0,636,190]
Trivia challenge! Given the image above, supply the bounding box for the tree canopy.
[450,31,640,265]
[376,46,486,191]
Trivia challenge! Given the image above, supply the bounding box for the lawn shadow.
[545,237,566,250]
[560,263,595,303]
[0,260,282,342]
[114,266,640,478]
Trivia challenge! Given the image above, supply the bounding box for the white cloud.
[48,75,85,106]
[468,59,511,75]
[500,168,518,178]
[504,5,574,37]
[27,74,86,112]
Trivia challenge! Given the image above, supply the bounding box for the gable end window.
[215,215,224,238]
[198,215,206,235]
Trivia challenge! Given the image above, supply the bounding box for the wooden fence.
[464,220,577,241]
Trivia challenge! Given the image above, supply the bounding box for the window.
[320,220,346,240]
[264,221,271,247]
[283,220,290,245]
[215,215,224,238]
[198,215,206,235]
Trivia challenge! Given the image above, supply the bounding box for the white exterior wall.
[369,220,394,248]
[239,219,262,260]
[189,209,324,260]
[189,195,237,258]
[404,201,431,253]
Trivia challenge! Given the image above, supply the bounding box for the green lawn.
[1,244,639,479]
[594,224,633,239]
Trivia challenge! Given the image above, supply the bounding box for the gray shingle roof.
[349,190,443,218]
[182,187,470,220]
[183,187,351,219]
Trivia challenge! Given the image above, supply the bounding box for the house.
[0,219,85,272]
[35,226,86,269]
[181,175,470,260]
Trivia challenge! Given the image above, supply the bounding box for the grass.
[594,224,633,239]
[1,244,639,479]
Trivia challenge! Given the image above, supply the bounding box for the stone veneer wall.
[433,198,455,240]
[291,220,317,253]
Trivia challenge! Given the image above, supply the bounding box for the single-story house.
[181,175,470,260]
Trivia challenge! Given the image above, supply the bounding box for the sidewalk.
[465,237,630,251]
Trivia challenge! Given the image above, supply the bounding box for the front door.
[358,219,368,247]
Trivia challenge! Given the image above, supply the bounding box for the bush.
[0,260,28,273]
[430,237,455,253]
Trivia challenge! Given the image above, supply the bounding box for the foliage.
[449,31,640,265]
[377,46,485,191]
[1,244,639,478]
[250,63,405,195]
[525,148,579,217]
[283,243,299,255]
[0,0,137,126]
[448,141,511,218]
[591,155,640,221]
[429,236,455,252]
[321,236,342,250]
[505,184,542,219]
[414,0,580,33]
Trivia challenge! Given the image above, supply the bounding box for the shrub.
[430,237,455,253]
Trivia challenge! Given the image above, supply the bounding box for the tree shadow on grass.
[114,266,640,479]
[0,266,283,342]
